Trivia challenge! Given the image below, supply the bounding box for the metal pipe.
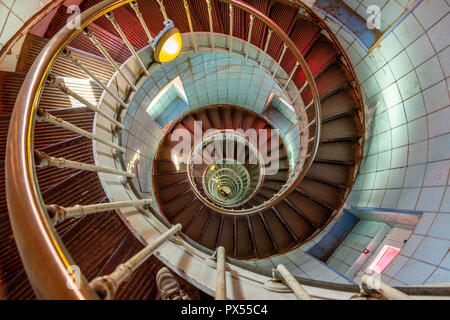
[283,61,299,90]
[47,199,152,224]
[90,224,182,299]
[36,108,125,153]
[156,0,169,23]
[291,92,300,105]
[61,48,129,110]
[34,151,135,178]
[130,1,154,43]
[47,75,124,129]
[304,100,314,111]
[206,0,215,49]
[275,264,311,300]
[272,43,288,77]
[229,4,234,53]
[296,153,311,162]
[360,275,411,300]
[245,14,254,60]
[259,28,273,67]
[183,0,197,53]
[215,246,226,300]
[299,119,316,135]
[299,80,309,94]
[83,27,137,91]
[105,12,149,76]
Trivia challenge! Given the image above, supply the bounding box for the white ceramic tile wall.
[0,0,51,51]
[342,0,417,31]
[322,0,449,285]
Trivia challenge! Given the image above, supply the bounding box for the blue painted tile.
[428,214,450,240]
[413,237,449,266]
[395,259,436,285]
[425,268,450,285]
[401,234,424,257]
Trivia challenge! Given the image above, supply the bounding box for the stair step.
[320,89,357,122]
[316,141,357,164]
[172,199,203,226]
[17,34,116,82]
[161,189,195,218]
[249,213,276,257]
[287,190,332,226]
[275,201,316,240]
[295,37,338,87]
[184,206,210,241]
[297,177,342,209]
[302,63,350,105]
[307,162,351,188]
[200,213,221,250]
[235,216,254,259]
[260,209,293,251]
[321,115,362,141]
[157,180,190,203]
[266,2,298,60]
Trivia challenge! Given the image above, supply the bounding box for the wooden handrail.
[5,0,322,299]
[5,0,135,300]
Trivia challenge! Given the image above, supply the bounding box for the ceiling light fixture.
[152,20,182,63]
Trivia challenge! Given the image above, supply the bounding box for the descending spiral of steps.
[0,0,364,299]
[153,97,362,260]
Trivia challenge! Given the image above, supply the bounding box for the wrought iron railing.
[5,0,376,300]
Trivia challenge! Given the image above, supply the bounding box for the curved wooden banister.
[6,0,321,299]
[6,0,135,300]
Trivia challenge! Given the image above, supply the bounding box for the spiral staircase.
[5,0,441,300]
[154,102,362,260]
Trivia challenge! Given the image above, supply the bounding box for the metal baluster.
[283,61,299,90]
[299,81,309,94]
[295,153,311,164]
[245,14,255,60]
[90,224,182,300]
[130,1,154,44]
[275,265,311,300]
[299,119,316,135]
[35,151,134,177]
[292,91,301,105]
[229,4,234,53]
[61,48,128,110]
[47,75,124,129]
[260,29,273,67]
[183,0,197,53]
[206,0,215,49]
[47,199,152,225]
[156,0,169,24]
[272,43,288,78]
[215,246,226,300]
[36,109,125,153]
[105,12,149,76]
[83,27,137,91]
[304,99,314,111]
[360,275,411,300]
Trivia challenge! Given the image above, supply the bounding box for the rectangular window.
[368,245,400,274]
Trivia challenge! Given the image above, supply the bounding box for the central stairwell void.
[5,0,390,300]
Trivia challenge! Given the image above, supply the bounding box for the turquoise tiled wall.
[327,220,389,276]
[319,0,449,285]
[128,49,299,161]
